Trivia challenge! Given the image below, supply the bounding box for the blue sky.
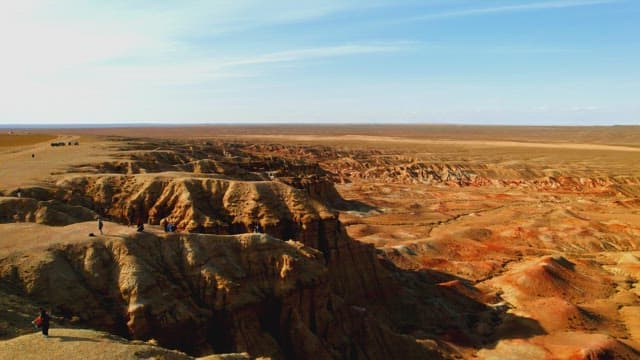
[0,0,638,125]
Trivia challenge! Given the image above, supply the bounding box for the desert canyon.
[0,125,639,360]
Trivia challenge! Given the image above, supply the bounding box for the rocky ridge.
[0,139,455,359]
[2,138,639,359]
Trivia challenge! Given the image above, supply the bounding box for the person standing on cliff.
[98,216,104,234]
[136,218,144,232]
[33,308,50,337]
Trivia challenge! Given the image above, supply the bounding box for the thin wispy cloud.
[173,43,408,82]
[140,1,395,39]
[77,42,412,89]
[220,43,412,68]
[408,0,621,21]
[467,45,582,54]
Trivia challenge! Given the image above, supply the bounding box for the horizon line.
[1,122,637,129]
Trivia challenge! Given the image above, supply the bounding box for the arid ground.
[1,125,639,359]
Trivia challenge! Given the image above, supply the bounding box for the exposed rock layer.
[0,231,439,359]
[3,136,640,359]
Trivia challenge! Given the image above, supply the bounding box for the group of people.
[96,216,147,234]
[94,212,273,238]
[97,217,264,234]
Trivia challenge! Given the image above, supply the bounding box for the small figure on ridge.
[98,216,104,235]
[32,308,50,337]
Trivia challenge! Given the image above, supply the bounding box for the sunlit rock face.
[2,128,640,359]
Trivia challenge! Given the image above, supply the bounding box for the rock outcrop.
[6,136,638,359]
[0,231,439,359]
[0,197,96,226]
[322,154,640,194]
[0,139,491,358]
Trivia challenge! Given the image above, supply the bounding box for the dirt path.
[0,135,113,192]
[0,328,194,360]
[0,222,170,256]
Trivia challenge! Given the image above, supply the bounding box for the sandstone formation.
[0,139,450,359]
[0,196,96,226]
[1,127,640,359]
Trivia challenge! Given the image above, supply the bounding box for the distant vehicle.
[49,141,78,146]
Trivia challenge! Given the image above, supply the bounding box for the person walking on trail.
[136,218,144,232]
[98,216,104,234]
[33,308,50,337]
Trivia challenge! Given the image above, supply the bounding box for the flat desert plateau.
[1,125,639,360]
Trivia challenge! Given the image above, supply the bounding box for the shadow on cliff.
[376,259,546,350]
[331,198,378,213]
[48,335,100,343]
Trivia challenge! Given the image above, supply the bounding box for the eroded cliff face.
[0,197,96,225]
[47,172,391,306]
[6,137,638,359]
[0,232,439,359]
[0,140,450,359]
[323,156,640,195]
[1,233,318,356]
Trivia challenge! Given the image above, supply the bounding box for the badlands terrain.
[0,125,639,359]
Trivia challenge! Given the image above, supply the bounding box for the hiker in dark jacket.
[98,216,104,234]
[36,308,50,336]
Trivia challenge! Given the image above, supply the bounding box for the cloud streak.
[220,43,411,68]
[408,0,621,21]
[81,42,412,88]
